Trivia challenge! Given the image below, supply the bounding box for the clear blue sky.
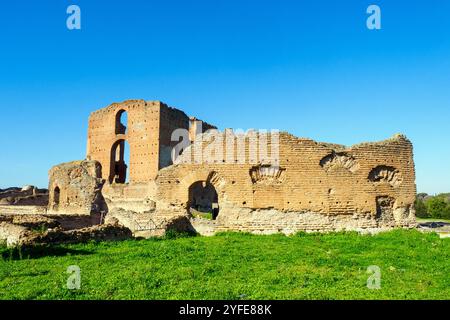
[1,0,449,194]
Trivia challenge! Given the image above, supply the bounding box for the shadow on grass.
[164,229,199,240]
[1,245,93,261]
[135,230,200,242]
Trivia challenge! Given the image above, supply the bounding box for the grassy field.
[0,230,448,300]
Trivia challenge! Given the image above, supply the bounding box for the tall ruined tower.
[86,100,214,184]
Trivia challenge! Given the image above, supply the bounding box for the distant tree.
[442,199,450,220]
[426,197,450,219]
[415,198,429,218]
[417,193,429,201]
[436,193,450,203]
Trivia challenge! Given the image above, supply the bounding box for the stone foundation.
[211,207,417,235]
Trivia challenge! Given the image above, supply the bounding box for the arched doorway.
[188,181,219,220]
[110,139,130,184]
[115,110,128,135]
[53,186,60,209]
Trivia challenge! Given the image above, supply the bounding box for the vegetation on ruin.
[190,209,214,221]
[0,229,448,300]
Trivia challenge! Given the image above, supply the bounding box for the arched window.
[53,186,60,208]
[115,110,128,135]
[110,139,130,184]
[188,181,219,220]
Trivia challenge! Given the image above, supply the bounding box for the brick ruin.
[42,99,417,237]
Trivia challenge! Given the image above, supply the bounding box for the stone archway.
[188,181,219,220]
[115,109,128,135]
[109,139,130,184]
[53,186,61,209]
[178,170,225,219]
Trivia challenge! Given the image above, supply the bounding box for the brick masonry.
[47,100,417,236]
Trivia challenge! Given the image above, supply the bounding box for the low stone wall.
[0,205,47,215]
[105,208,193,238]
[0,222,31,247]
[52,214,103,230]
[0,211,101,231]
[30,224,133,246]
[9,215,60,229]
[0,221,132,248]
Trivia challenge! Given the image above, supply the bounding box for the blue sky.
[0,0,449,194]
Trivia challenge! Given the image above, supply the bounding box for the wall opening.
[376,196,395,223]
[115,110,128,135]
[320,152,360,173]
[188,181,219,220]
[110,139,130,184]
[369,165,402,187]
[53,186,60,209]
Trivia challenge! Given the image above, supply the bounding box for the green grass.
[0,230,448,300]
[191,211,213,220]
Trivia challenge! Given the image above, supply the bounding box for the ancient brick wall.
[153,132,416,232]
[87,100,163,183]
[46,100,417,235]
[158,105,190,169]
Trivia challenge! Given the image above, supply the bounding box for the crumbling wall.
[47,160,106,215]
[104,209,193,238]
[153,132,417,234]
[41,100,417,237]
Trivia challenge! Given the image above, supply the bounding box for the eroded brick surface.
[48,160,106,215]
